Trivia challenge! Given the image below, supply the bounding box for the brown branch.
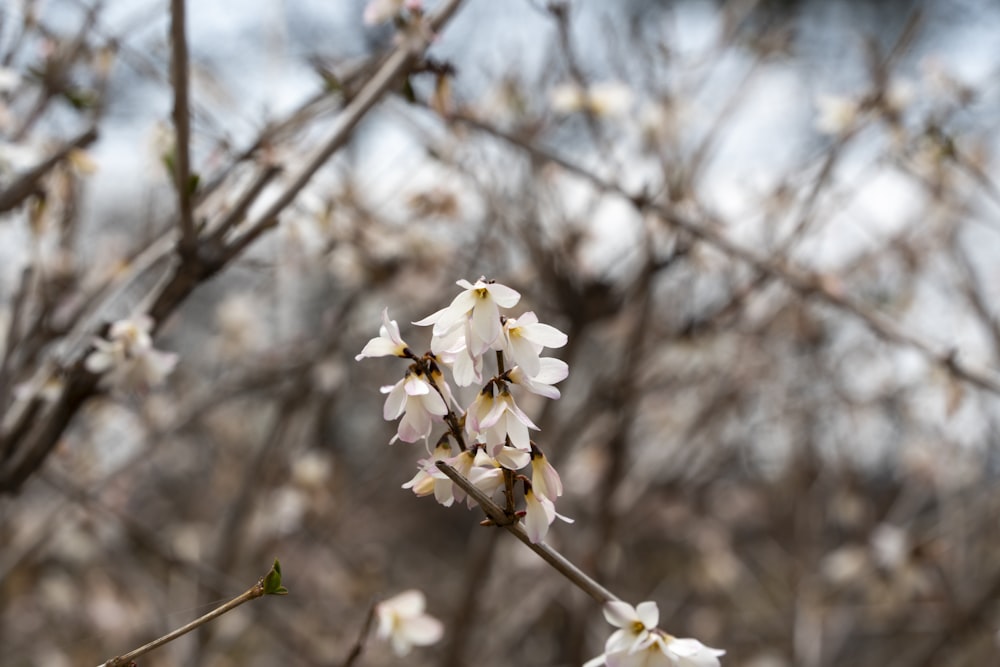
[170,0,196,254]
[340,603,377,667]
[97,564,280,667]
[0,126,98,213]
[223,0,467,262]
[448,112,1000,397]
[0,2,470,496]
[436,461,618,604]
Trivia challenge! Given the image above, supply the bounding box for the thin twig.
[169,0,196,254]
[223,0,467,261]
[340,602,377,667]
[0,126,98,213]
[436,461,619,604]
[98,573,270,667]
[449,112,1000,397]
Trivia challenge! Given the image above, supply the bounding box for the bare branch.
[436,461,619,604]
[170,0,196,254]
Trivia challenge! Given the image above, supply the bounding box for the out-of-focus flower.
[363,0,421,26]
[85,315,177,392]
[585,601,725,667]
[815,94,860,136]
[216,292,265,358]
[0,67,21,95]
[508,356,569,399]
[381,369,448,443]
[374,589,443,656]
[497,311,567,377]
[870,523,909,570]
[551,81,633,117]
[356,308,411,361]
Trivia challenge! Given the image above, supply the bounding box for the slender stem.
[170,0,196,254]
[98,577,266,667]
[340,602,377,667]
[436,461,619,604]
[224,0,467,262]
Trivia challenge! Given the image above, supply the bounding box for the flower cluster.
[85,315,178,392]
[357,278,571,543]
[585,601,725,667]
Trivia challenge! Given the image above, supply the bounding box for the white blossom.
[466,387,538,453]
[551,81,633,117]
[523,486,572,543]
[402,441,455,506]
[414,277,520,357]
[374,589,443,656]
[508,356,569,399]
[585,601,725,667]
[381,369,448,443]
[530,448,563,500]
[815,93,859,136]
[85,315,177,392]
[497,311,567,377]
[356,308,411,361]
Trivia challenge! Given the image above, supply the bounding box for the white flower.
[428,321,483,387]
[402,441,455,506]
[415,278,520,357]
[356,308,411,361]
[815,94,859,136]
[85,315,177,392]
[466,387,538,453]
[374,589,443,656]
[585,601,725,667]
[495,444,531,471]
[468,448,505,500]
[0,67,21,94]
[497,311,567,377]
[530,448,563,500]
[508,356,569,399]
[551,81,633,117]
[363,0,420,25]
[381,369,448,443]
[603,600,658,653]
[523,486,572,543]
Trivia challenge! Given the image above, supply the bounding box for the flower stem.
[436,461,619,604]
[98,567,275,667]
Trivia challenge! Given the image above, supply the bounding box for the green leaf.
[187,173,200,196]
[263,558,289,595]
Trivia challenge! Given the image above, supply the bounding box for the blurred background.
[2,0,1000,665]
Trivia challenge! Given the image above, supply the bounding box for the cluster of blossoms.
[85,315,178,392]
[356,277,571,543]
[586,601,725,667]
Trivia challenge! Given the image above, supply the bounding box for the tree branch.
[436,461,618,604]
[170,0,196,254]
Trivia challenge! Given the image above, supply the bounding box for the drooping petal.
[523,489,552,543]
[470,297,501,351]
[381,381,407,420]
[523,321,568,348]
[484,281,521,307]
[496,445,530,470]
